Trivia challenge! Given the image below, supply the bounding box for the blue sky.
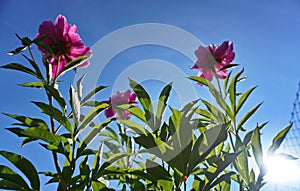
[0,1,300,190]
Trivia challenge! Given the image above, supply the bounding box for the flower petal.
[104,107,115,118]
[55,14,68,36]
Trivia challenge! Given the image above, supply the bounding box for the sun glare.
[265,155,300,184]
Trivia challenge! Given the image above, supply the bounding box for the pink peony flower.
[36,14,92,78]
[104,90,137,119]
[191,41,235,83]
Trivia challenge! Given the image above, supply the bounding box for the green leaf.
[3,113,48,129]
[220,64,240,71]
[207,82,234,120]
[91,181,107,191]
[76,103,109,136]
[251,127,263,169]
[96,153,131,178]
[39,143,66,156]
[21,54,44,80]
[43,84,67,112]
[274,153,298,160]
[249,169,255,183]
[78,119,113,152]
[188,123,229,175]
[156,83,172,129]
[201,99,227,124]
[223,71,232,93]
[146,160,173,190]
[0,180,29,191]
[181,99,200,121]
[129,79,154,127]
[91,144,103,179]
[57,55,91,78]
[228,68,244,114]
[119,120,148,135]
[268,123,292,155]
[6,127,63,146]
[33,34,47,43]
[117,104,146,122]
[81,85,108,104]
[32,102,72,133]
[146,160,172,181]
[187,76,209,86]
[235,136,250,184]
[209,171,236,190]
[236,86,257,114]
[0,165,30,190]
[18,82,44,88]
[237,102,262,131]
[0,151,40,190]
[79,156,90,183]
[7,46,27,55]
[135,133,173,159]
[1,63,37,77]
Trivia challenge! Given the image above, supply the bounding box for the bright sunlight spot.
[265,155,300,184]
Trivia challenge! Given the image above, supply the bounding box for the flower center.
[53,38,69,55]
[215,57,222,63]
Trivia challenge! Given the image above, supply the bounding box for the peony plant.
[0,14,295,191]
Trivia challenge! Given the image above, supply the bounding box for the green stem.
[47,93,68,190]
[213,69,237,152]
[28,46,37,64]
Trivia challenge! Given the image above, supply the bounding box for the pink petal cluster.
[191,41,235,82]
[36,15,92,78]
[104,90,137,119]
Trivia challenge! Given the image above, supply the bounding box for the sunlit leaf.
[117,104,146,122]
[187,76,209,86]
[76,74,85,100]
[78,119,113,153]
[76,103,109,136]
[57,55,91,78]
[81,85,108,104]
[268,123,292,155]
[43,56,52,83]
[70,86,80,127]
[235,136,249,184]
[251,127,264,169]
[18,81,44,88]
[6,46,27,55]
[119,120,148,135]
